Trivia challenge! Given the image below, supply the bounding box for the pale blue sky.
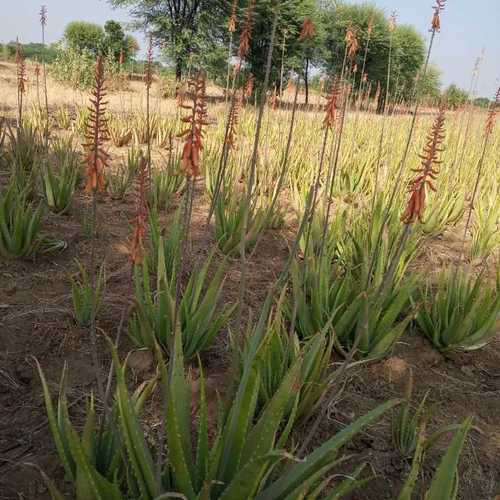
[2,0,499,97]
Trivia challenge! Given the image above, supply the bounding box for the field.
[0,51,499,500]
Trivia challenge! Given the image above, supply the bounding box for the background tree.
[415,64,442,103]
[442,83,468,109]
[108,0,230,80]
[321,3,391,87]
[103,20,138,62]
[103,20,126,60]
[1,42,58,62]
[63,20,137,62]
[473,96,490,109]
[64,21,105,55]
[391,24,426,99]
[320,3,426,107]
[241,0,320,96]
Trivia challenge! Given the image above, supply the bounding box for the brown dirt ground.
[1,63,499,500]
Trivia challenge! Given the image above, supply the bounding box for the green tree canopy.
[63,20,137,62]
[108,0,230,80]
[103,20,138,61]
[320,3,426,102]
[64,21,105,55]
[320,3,391,85]
[238,0,321,98]
[391,24,426,98]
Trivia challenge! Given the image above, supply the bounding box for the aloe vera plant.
[3,124,44,195]
[70,260,105,327]
[398,417,472,500]
[234,293,334,422]
[420,191,465,235]
[38,322,399,499]
[214,193,267,255]
[470,189,500,260]
[147,159,185,210]
[147,208,182,281]
[290,249,415,359]
[42,158,78,214]
[36,360,157,498]
[392,372,430,457]
[0,185,43,258]
[107,162,133,200]
[129,251,233,359]
[415,268,500,351]
[337,199,420,290]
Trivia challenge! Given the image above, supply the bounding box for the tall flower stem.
[369,14,396,237]
[320,80,350,252]
[236,1,279,328]
[461,88,499,259]
[83,56,110,405]
[145,34,154,186]
[40,6,49,134]
[365,3,444,289]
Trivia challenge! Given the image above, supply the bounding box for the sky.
[2,0,499,98]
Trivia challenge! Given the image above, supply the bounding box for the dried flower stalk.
[401,107,446,224]
[238,0,255,64]
[431,0,446,32]
[130,155,148,265]
[144,34,154,89]
[389,11,397,32]
[228,0,237,33]
[144,34,154,183]
[346,25,359,61]
[244,73,254,101]
[179,73,209,178]
[39,5,47,27]
[16,41,27,126]
[83,56,110,193]
[39,4,50,131]
[323,77,341,129]
[226,90,243,150]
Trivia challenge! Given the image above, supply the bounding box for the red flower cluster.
[227,90,243,150]
[345,26,359,61]
[244,73,254,100]
[323,77,341,129]
[228,0,237,33]
[299,17,315,42]
[484,86,500,137]
[401,107,446,224]
[179,73,209,178]
[238,0,255,62]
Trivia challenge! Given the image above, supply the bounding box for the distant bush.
[0,42,58,62]
[50,46,125,90]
